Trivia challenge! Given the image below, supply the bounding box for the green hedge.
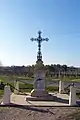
[46,86,59,92]
[0,90,4,99]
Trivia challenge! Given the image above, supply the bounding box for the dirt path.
[0,106,80,120]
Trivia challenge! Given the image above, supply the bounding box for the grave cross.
[30,31,49,61]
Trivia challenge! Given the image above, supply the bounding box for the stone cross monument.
[30,31,49,97]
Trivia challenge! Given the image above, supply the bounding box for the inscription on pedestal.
[34,70,45,91]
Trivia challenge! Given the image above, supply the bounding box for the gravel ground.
[0,106,80,120]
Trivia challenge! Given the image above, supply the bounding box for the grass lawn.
[0,75,80,82]
[0,75,33,81]
[0,90,4,103]
[0,90,4,97]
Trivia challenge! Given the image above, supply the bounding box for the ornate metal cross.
[30,31,49,61]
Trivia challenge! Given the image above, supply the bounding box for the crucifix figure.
[30,31,49,61]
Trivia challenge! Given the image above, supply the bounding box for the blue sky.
[0,0,80,67]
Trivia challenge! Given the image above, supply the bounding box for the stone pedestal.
[59,80,65,94]
[26,60,54,101]
[69,85,76,106]
[2,85,11,105]
[14,80,19,94]
[31,89,48,97]
[31,61,48,97]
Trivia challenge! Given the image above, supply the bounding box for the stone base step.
[26,94,57,101]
